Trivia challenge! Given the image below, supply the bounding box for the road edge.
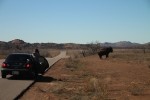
[14,57,63,100]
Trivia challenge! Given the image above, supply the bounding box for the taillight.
[26,63,31,68]
[2,63,7,68]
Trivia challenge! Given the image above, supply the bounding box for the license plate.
[12,71,19,75]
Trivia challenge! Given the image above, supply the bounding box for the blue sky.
[0,0,150,44]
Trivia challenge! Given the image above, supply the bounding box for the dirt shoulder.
[21,53,150,100]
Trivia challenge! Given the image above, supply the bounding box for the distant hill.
[100,41,143,48]
[0,39,83,50]
[0,39,150,50]
[9,39,25,44]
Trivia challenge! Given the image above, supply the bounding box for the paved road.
[0,51,69,100]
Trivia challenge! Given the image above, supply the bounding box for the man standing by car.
[33,49,40,62]
[32,49,41,74]
[32,49,49,75]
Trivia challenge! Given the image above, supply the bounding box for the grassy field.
[20,49,150,100]
[0,49,60,59]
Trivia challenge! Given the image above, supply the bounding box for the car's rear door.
[38,56,49,73]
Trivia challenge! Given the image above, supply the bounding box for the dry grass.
[111,49,150,64]
[66,50,83,59]
[21,49,150,100]
[128,81,145,96]
[0,49,60,59]
[65,58,82,70]
[85,77,108,100]
[0,55,6,59]
[40,49,60,57]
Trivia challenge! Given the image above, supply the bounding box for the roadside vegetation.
[0,49,60,59]
[19,49,150,100]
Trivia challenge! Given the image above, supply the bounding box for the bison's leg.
[100,55,102,59]
[98,54,101,59]
[82,52,85,57]
[106,53,109,58]
[98,53,102,59]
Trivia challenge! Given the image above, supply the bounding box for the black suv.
[1,53,49,78]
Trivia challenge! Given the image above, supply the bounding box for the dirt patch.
[20,50,150,100]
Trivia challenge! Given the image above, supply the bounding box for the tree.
[88,41,101,54]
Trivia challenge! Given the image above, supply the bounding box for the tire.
[1,73,6,78]
[32,72,38,80]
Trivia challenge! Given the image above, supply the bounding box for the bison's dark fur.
[98,47,113,59]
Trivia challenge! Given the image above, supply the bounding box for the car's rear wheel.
[1,73,6,78]
[32,72,38,80]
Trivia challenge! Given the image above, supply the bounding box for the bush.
[65,58,81,70]
[128,82,145,96]
[85,77,108,100]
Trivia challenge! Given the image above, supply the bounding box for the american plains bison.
[98,47,113,59]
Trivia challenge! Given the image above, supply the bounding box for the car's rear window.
[6,54,31,62]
